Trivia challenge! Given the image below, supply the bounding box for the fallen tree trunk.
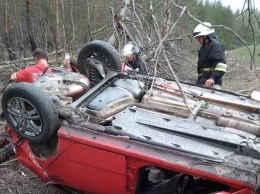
[108,0,132,47]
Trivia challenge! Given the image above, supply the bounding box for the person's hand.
[204,78,214,87]
[121,63,133,72]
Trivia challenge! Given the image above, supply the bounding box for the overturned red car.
[2,40,260,194]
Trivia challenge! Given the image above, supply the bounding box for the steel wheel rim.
[6,97,43,137]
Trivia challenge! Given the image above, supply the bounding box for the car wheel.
[77,40,121,87]
[1,83,59,143]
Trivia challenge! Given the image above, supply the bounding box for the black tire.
[77,40,121,87]
[1,83,59,143]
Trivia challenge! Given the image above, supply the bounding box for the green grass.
[226,45,260,68]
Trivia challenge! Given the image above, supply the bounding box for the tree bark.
[162,0,172,37]
[54,0,60,60]
[15,0,23,51]
[4,0,10,36]
[60,0,67,48]
[108,0,131,46]
[70,0,75,42]
[26,0,37,52]
[3,0,16,60]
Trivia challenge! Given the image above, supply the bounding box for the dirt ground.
[0,113,60,193]
[0,157,58,194]
[0,126,60,194]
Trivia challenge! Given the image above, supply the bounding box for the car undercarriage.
[1,40,260,194]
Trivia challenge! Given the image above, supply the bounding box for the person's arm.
[139,63,148,75]
[137,56,148,75]
[10,72,18,82]
[10,69,27,82]
[206,42,227,86]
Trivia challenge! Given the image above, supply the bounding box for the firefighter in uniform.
[122,42,149,75]
[193,22,227,89]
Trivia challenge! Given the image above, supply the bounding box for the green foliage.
[179,0,258,50]
[228,45,260,67]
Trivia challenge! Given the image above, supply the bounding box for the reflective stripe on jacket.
[199,63,227,76]
[214,63,227,72]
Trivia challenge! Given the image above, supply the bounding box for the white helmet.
[122,43,140,57]
[193,22,215,38]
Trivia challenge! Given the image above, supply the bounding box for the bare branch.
[108,0,131,47]
[148,2,195,118]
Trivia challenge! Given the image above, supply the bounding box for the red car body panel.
[7,125,255,194]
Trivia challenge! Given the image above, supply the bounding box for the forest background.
[0,0,260,92]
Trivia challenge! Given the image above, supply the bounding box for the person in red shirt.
[10,48,51,83]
